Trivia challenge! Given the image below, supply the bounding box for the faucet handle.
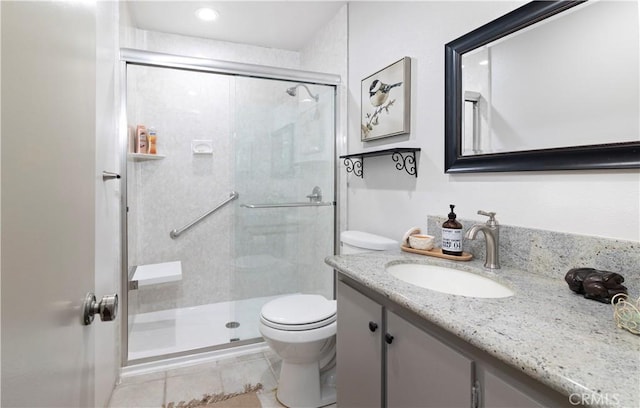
[477,210,498,226]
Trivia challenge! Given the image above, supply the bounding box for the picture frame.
[361,57,411,141]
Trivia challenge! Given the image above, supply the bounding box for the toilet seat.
[261,314,336,331]
[260,294,336,331]
[260,318,336,344]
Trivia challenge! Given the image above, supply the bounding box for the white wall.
[347,1,640,242]
[300,5,349,241]
[129,28,300,70]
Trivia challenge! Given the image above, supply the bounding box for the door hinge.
[471,380,481,408]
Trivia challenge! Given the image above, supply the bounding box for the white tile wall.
[128,65,235,312]
[125,23,345,314]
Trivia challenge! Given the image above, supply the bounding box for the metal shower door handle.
[83,292,118,325]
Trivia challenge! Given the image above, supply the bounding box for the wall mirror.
[445,1,640,173]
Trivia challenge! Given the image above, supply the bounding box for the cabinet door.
[337,281,384,407]
[386,311,473,408]
[482,370,546,408]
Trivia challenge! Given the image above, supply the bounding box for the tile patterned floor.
[109,350,285,408]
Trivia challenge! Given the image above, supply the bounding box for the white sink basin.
[386,263,514,298]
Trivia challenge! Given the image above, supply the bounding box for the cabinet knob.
[368,321,378,332]
[385,333,394,344]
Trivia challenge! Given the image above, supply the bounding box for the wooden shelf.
[339,148,420,178]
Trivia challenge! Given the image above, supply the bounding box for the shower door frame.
[119,48,341,367]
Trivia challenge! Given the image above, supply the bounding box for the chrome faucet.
[465,210,500,269]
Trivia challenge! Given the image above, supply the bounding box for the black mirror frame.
[444,0,640,173]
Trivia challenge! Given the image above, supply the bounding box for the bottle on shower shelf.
[135,125,148,153]
[148,127,157,154]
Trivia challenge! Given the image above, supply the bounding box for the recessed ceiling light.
[195,7,219,22]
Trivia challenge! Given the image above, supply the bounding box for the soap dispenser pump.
[442,204,463,256]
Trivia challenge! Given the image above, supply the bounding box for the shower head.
[286,83,319,102]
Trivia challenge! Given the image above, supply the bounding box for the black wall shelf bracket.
[342,156,364,177]
[339,148,420,178]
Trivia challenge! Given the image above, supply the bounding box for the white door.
[1,1,118,406]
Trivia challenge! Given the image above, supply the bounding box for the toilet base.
[276,362,336,407]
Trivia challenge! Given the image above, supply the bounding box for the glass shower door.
[124,60,336,363]
[229,77,336,338]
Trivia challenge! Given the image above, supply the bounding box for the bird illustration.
[369,80,402,107]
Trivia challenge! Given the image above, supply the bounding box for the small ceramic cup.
[408,234,435,250]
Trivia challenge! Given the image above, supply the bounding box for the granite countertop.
[325,249,640,408]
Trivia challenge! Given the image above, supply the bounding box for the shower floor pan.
[128,294,285,361]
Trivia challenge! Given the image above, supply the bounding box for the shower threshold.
[128,294,285,361]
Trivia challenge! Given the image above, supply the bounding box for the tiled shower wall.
[127,66,235,313]
[232,78,335,301]
[127,69,336,314]
[126,41,343,315]
[125,7,347,315]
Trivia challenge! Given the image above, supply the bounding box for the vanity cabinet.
[386,309,473,407]
[336,280,383,407]
[337,280,471,407]
[336,278,571,408]
[480,368,544,408]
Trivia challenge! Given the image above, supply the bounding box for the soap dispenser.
[442,204,463,256]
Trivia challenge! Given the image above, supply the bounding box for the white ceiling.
[126,1,346,51]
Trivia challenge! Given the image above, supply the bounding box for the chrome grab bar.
[170,191,239,239]
[241,201,334,209]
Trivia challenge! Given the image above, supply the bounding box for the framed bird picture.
[361,57,411,141]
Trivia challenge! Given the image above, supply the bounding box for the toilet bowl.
[260,231,397,407]
[259,294,337,407]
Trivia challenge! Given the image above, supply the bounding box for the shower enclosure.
[121,50,338,365]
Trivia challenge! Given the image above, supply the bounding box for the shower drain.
[225,321,240,329]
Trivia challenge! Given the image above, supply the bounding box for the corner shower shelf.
[339,148,421,178]
[130,261,182,290]
[129,153,166,161]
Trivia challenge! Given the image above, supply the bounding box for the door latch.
[102,171,121,181]
[83,292,118,325]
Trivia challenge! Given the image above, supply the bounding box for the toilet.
[340,230,399,254]
[259,230,397,407]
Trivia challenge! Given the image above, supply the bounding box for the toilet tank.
[340,231,398,254]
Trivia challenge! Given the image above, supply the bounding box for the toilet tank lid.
[340,230,398,251]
